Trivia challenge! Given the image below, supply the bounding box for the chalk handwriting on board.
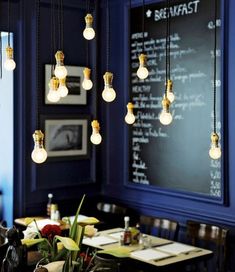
[129,0,222,197]
[153,0,200,21]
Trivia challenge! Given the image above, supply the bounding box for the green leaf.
[55,236,79,251]
[63,253,73,272]
[21,238,45,247]
[71,225,84,261]
[70,194,86,239]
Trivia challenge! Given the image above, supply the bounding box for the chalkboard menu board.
[129,0,222,198]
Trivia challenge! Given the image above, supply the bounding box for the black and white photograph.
[44,116,88,158]
[45,65,87,105]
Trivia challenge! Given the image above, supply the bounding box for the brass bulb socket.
[32,130,44,144]
[6,46,13,59]
[211,132,219,146]
[55,50,65,64]
[85,13,93,26]
[166,79,173,92]
[91,120,100,131]
[162,97,171,111]
[127,102,134,110]
[83,67,91,79]
[103,72,113,85]
[139,54,147,66]
[50,77,60,90]
[59,77,66,86]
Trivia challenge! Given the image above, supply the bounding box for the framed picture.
[42,115,89,160]
[45,65,87,105]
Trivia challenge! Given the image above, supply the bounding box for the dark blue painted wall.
[0,0,234,268]
[0,0,102,223]
[99,0,235,239]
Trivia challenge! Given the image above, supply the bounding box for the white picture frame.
[44,116,88,159]
[45,64,87,105]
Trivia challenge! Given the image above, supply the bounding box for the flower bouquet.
[21,195,98,272]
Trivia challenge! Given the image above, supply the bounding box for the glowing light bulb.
[166,79,175,103]
[167,91,175,103]
[4,59,16,71]
[102,72,116,102]
[47,77,60,103]
[58,78,69,97]
[209,132,222,160]
[102,87,116,102]
[83,28,95,40]
[31,130,47,164]
[90,120,102,145]
[54,51,67,79]
[4,46,16,71]
[82,67,93,90]
[159,97,173,125]
[83,14,95,40]
[137,53,149,79]
[125,102,135,124]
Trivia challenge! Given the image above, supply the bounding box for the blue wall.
[100,0,235,231]
[0,0,234,266]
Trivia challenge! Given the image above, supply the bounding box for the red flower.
[41,224,61,242]
[79,252,92,266]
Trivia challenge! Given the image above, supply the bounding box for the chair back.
[139,215,179,241]
[90,253,122,272]
[97,202,127,215]
[96,202,137,230]
[186,220,229,272]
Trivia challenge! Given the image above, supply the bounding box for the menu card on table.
[83,236,118,247]
[130,248,171,261]
[156,242,197,255]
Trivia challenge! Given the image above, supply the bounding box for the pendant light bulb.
[209,132,221,160]
[82,67,93,90]
[58,77,68,97]
[137,54,148,79]
[90,120,102,145]
[54,51,67,79]
[47,76,60,102]
[83,14,95,40]
[159,96,173,125]
[4,46,16,71]
[102,72,116,102]
[31,130,47,164]
[125,102,135,124]
[166,79,175,103]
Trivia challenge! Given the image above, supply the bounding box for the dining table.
[82,227,213,271]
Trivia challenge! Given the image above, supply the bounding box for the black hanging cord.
[86,40,89,67]
[7,0,10,46]
[57,0,61,50]
[93,0,98,118]
[0,32,2,79]
[142,0,145,53]
[106,0,110,71]
[85,0,90,67]
[129,0,132,95]
[213,0,217,134]
[86,0,90,14]
[50,0,56,76]
[50,0,53,76]
[167,0,171,79]
[36,0,41,129]
[60,0,64,51]
[165,0,169,95]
